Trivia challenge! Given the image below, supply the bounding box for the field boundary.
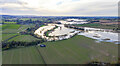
[34,46,46,64]
[3,35,19,42]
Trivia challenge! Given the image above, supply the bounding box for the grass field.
[2,35,118,64]
[2,24,36,41]
[2,29,20,34]
[0,34,2,41]
[4,22,17,24]
[2,34,18,41]
[8,35,40,42]
[2,24,21,30]
[18,24,36,32]
[0,25,2,30]
[2,46,45,64]
[2,24,21,34]
[73,23,117,29]
[37,35,118,64]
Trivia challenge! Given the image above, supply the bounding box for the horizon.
[0,14,118,17]
[0,0,119,16]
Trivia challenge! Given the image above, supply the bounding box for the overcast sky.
[0,0,119,16]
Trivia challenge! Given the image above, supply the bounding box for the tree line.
[2,24,47,51]
[2,39,46,50]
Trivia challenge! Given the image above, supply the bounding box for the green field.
[2,24,21,34]
[0,25,1,30]
[73,23,117,29]
[2,24,36,41]
[2,29,20,34]
[2,46,45,64]
[2,35,118,64]
[1,23,118,64]
[2,34,18,41]
[18,24,36,32]
[2,24,21,30]
[37,35,118,64]
[8,35,40,42]
[4,22,17,24]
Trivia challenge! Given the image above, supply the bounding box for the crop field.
[2,34,18,41]
[2,24,35,33]
[2,35,118,64]
[4,22,17,24]
[2,24,21,30]
[18,24,36,31]
[37,35,118,64]
[2,24,21,34]
[8,35,40,42]
[0,34,2,41]
[2,24,36,41]
[0,25,2,29]
[2,29,20,34]
[2,46,45,64]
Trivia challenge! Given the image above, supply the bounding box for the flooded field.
[34,19,119,44]
[49,24,75,36]
[78,31,119,44]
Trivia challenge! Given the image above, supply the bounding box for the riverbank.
[34,24,80,41]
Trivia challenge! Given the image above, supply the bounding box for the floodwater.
[49,25,75,36]
[78,31,119,44]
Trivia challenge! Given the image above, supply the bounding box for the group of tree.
[2,39,46,50]
[20,24,43,35]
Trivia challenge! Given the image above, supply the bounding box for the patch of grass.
[2,35,118,64]
[18,25,31,32]
[8,35,40,42]
[2,29,19,34]
[37,35,118,64]
[2,34,18,41]
[40,25,45,27]
[4,22,17,24]
[0,34,2,41]
[74,23,100,27]
[2,24,37,41]
[2,46,45,64]
[73,23,117,29]
[2,24,21,30]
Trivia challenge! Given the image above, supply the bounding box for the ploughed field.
[2,35,118,64]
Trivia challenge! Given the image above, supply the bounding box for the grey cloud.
[0,0,118,16]
[0,0,27,5]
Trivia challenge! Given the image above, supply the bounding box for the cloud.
[0,0,119,16]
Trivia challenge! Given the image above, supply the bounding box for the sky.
[0,0,119,16]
